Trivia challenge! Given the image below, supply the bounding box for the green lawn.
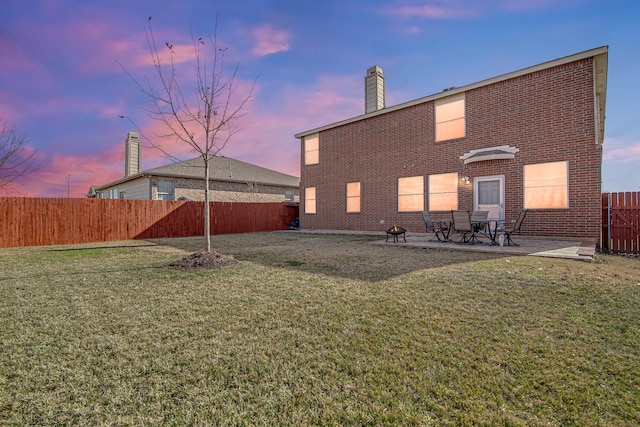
[1,232,639,426]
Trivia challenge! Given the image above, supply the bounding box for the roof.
[459,145,520,164]
[295,46,608,140]
[94,155,300,191]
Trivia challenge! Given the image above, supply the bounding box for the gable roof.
[94,155,299,191]
[295,46,608,142]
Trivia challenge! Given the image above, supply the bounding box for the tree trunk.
[203,155,211,252]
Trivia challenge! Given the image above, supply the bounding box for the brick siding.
[300,58,602,239]
[151,177,299,203]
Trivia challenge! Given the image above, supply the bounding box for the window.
[305,187,316,214]
[435,93,465,142]
[524,161,568,209]
[108,188,118,199]
[398,176,424,212]
[304,133,319,165]
[346,182,361,213]
[429,173,458,211]
[284,189,294,201]
[157,179,175,201]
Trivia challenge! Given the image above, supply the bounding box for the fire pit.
[386,225,406,243]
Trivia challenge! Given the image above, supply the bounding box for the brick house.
[88,132,300,203]
[295,46,608,239]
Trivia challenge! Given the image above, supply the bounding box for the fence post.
[607,192,612,253]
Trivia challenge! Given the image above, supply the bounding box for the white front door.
[474,176,504,220]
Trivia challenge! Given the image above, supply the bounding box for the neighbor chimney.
[124,132,140,177]
[365,65,385,113]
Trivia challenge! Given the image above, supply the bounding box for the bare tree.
[121,18,255,252]
[0,119,38,194]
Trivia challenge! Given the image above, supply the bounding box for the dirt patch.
[168,250,238,271]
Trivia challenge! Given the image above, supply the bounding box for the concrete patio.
[294,229,597,261]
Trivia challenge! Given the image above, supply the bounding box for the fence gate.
[601,192,640,254]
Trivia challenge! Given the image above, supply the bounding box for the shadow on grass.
[149,232,509,282]
[0,265,166,282]
[46,242,157,252]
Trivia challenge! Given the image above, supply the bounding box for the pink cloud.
[602,137,640,164]
[62,21,199,75]
[5,69,363,197]
[390,1,483,19]
[389,0,571,20]
[0,97,22,125]
[125,73,258,157]
[213,73,364,177]
[3,145,123,197]
[502,0,577,12]
[123,72,362,181]
[250,24,291,56]
[8,10,199,79]
[0,34,39,73]
[393,4,473,19]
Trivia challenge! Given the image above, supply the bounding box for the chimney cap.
[367,65,383,76]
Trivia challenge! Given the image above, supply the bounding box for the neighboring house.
[88,132,300,203]
[295,46,608,240]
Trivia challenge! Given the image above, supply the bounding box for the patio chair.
[497,210,528,246]
[470,210,489,234]
[451,210,477,244]
[421,211,450,242]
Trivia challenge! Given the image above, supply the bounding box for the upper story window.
[398,176,424,212]
[346,182,361,213]
[304,133,319,165]
[524,161,568,209]
[435,92,465,142]
[304,187,316,214]
[284,189,294,201]
[428,172,458,211]
[157,179,175,201]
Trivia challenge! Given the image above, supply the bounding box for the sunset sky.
[1,0,639,197]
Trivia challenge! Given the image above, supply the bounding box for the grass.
[0,232,639,426]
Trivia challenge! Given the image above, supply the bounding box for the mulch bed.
[168,251,238,271]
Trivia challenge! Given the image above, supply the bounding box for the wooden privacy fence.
[0,198,299,248]
[601,192,640,254]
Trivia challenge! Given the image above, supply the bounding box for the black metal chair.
[497,210,528,246]
[451,210,477,244]
[421,211,450,242]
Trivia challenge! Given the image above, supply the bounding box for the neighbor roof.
[295,46,608,141]
[94,155,299,191]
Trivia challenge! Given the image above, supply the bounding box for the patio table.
[468,220,487,244]
[482,219,500,245]
[436,220,453,242]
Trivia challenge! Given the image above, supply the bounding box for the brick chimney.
[365,65,385,113]
[124,132,140,177]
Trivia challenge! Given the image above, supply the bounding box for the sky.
[1,0,639,197]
